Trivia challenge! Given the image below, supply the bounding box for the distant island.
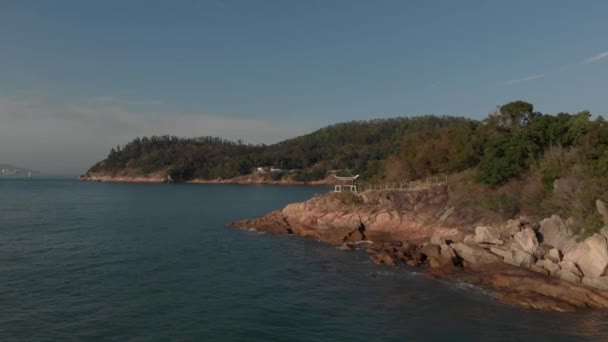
[0,164,36,176]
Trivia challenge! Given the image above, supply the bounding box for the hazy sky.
[2,0,608,175]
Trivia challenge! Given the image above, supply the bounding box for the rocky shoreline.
[79,172,335,185]
[229,186,608,312]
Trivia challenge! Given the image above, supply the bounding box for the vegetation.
[88,115,473,181]
[87,101,608,234]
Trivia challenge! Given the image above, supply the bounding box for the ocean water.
[2,178,608,341]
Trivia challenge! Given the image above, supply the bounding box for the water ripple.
[1,179,608,341]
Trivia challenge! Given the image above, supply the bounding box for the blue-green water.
[2,178,608,341]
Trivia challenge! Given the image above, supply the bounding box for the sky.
[1,0,608,175]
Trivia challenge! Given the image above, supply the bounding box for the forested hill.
[85,100,608,233]
[87,101,608,185]
[86,115,476,181]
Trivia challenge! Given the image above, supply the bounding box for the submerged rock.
[339,242,356,251]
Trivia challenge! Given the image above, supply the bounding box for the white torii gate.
[333,174,359,193]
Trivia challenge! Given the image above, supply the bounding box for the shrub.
[484,192,519,218]
[270,172,283,181]
[337,191,357,205]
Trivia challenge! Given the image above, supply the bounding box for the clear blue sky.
[1,0,608,174]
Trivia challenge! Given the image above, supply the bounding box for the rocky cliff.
[231,185,476,244]
[229,187,608,312]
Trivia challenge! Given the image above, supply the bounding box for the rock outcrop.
[582,276,608,291]
[451,243,501,265]
[538,215,578,252]
[229,189,608,312]
[512,228,542,258]
[474,226,505,245]
[563,234,608,277]
[426,264,608,312]
[503,250,536,269]
[231,186,471,245]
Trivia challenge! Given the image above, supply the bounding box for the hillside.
[83,101,608,234]
[85,115,475,182]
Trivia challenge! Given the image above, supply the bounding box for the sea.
[2,178,608,341]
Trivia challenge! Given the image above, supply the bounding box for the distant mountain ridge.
[0,164,37,175]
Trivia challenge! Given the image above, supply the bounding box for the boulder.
[559,260,583,277]
[406,259,419,267]
[539,243,553,257]
[339,242,356,251]
[557,269,582,284]
[563,234,608,277]
[503,250,536,269]
[490,246,511,259]
[422,242,457,266]
[597,199,608,226]
[530,265,550,276]
[370,254,381,265]
[545,248,562,264]
[371,252,397,266]
[420,244,441,259]
[440,244,458,265]
[383,254,397,266]
[600,227,608,240]
[505,219,524,236]
[441,243,455,256]
[430,233,446,246]
[451,243,501,265]
[474,226,504,245]
[428,257,442,268]
[582,276,608,291]
[463,234,476,245]
[541,259,561,276]
[539,215,578,252]
[512,228,542,258]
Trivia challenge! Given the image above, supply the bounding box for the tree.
[477,134,537,184]
[485,101,536,133]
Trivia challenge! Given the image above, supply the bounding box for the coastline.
[228,186,608,312]
[79,172,335,186]
[79,172,608,312]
